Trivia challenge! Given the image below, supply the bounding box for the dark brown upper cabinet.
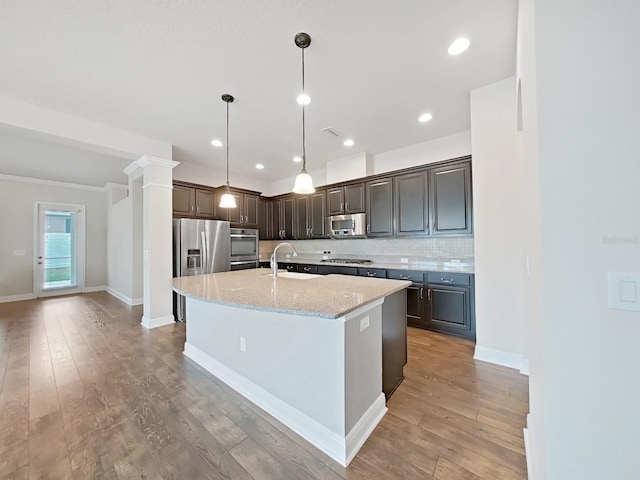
[394,172,429,236]
[365,178,393,237]
[257,197,270,240]
[326,183,365,215]
[270,195,295,240]
[172,182,216,219]
[295,191,327,239]
[215,189,259,228]
[429,162,473,235]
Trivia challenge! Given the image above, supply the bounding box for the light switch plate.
[608,272,640,312]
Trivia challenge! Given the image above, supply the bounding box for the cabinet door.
[257,198,269,240]
[295,195,310,239]
[344,183,365,213]
[310,191,326,238]
[173,185,195,216]
[244,194,259,226]
[366,178,393,237]
[195,189,216,218]
[430,162,472,235]
[226,192,243,224]
[394,172,428,236]
[270,200,282,239]
[327,188,344,215]
[406,285,425,328]
[282,196,295,240]
[425,285,474,339]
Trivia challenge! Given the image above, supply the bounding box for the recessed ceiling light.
[418,113,433,123]
[296,94,311,105]
[211,139,223,147]
[255,163,264,170]
[448,38,470,56]
[343,139,355,147]
[293,156,302,163]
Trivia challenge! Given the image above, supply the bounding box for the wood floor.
[0,292,529,479]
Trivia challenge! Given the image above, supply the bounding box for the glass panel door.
[36,203,85,297]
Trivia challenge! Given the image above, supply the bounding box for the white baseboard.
[474,345,528,373]
[84,285,107,293]
[106,287,143,306]
[184,342,385,467]
[345,393,387,466]
[141,314,175,329]
[0,293,36,303]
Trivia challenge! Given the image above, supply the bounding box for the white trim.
[0,173,105,191]
[142,182,174,190]
[520,357,530,376]
[473,345,527,372]
[102,182,129,191]
[141,314,175,329]
[184,342,385,467]
[524,425,533,479]
[345,394,387,465]
[123,160,140,176]
[83,285,107,293]
[105,287,143,306]
[0,293,36,303]
[137,154,179,169]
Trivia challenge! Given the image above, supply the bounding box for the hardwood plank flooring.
[0,292,529,479]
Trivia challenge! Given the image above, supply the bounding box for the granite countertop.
[172,268,411,320]
[265,257,475,274]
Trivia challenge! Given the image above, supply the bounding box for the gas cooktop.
[320,258,373,265]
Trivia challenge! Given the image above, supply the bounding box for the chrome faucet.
[270,242,298,277]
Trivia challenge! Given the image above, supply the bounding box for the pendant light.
[292,32,315,194]
[218,94,237,208]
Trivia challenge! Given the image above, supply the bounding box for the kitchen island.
[172,268,410,466]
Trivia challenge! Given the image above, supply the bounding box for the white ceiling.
[0,0,517,184]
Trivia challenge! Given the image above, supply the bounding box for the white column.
[125,154,179,329]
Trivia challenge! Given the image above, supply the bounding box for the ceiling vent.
[321,127,342,137]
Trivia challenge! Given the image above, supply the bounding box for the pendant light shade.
[292,32,315,194]
[219,94,237,209]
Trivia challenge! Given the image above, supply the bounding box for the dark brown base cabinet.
[424,273,475,340]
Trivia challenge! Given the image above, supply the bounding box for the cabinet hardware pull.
[442,278,454,283]
[367,272,376,277]
[345,202,349,211]
[427,288,432,300]
[400,275,410,280]
[309,228,313,235]
[367,224,371,234]
[420,287,424,300]
[191,205,194,213]
[340,202,344,211]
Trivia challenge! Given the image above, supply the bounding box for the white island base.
[183,296,387,467]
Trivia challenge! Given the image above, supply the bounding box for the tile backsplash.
[259,237,474,265]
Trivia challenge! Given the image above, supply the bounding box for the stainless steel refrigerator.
[173,219,230,321]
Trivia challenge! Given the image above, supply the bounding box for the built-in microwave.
[326,213,367,239]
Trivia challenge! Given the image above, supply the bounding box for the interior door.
[35,203,86,297]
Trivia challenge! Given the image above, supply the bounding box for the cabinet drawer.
[387,269,424,283]
[426,272,471,286]
[358,268,387,278]
[298,264,318,274]
[316,265,358,276]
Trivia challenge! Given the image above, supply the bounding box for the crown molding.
[0,173,106,192]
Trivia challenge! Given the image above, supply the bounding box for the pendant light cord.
[301,47,307,173]
[226,99,230,189]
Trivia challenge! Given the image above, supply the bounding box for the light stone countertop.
[172,268,411,319]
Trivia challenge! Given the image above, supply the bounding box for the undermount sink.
[268,272,321,280]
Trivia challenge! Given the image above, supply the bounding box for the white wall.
[470,77,526,369]
[529,0,640,478]
[0,176,107,299]
[173,160,270,194]
[372,131,471,173]
[106,187,133,301]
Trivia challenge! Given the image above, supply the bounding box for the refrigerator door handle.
[201,231,207,273]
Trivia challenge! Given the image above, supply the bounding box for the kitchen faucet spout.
[270,243,298,278]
